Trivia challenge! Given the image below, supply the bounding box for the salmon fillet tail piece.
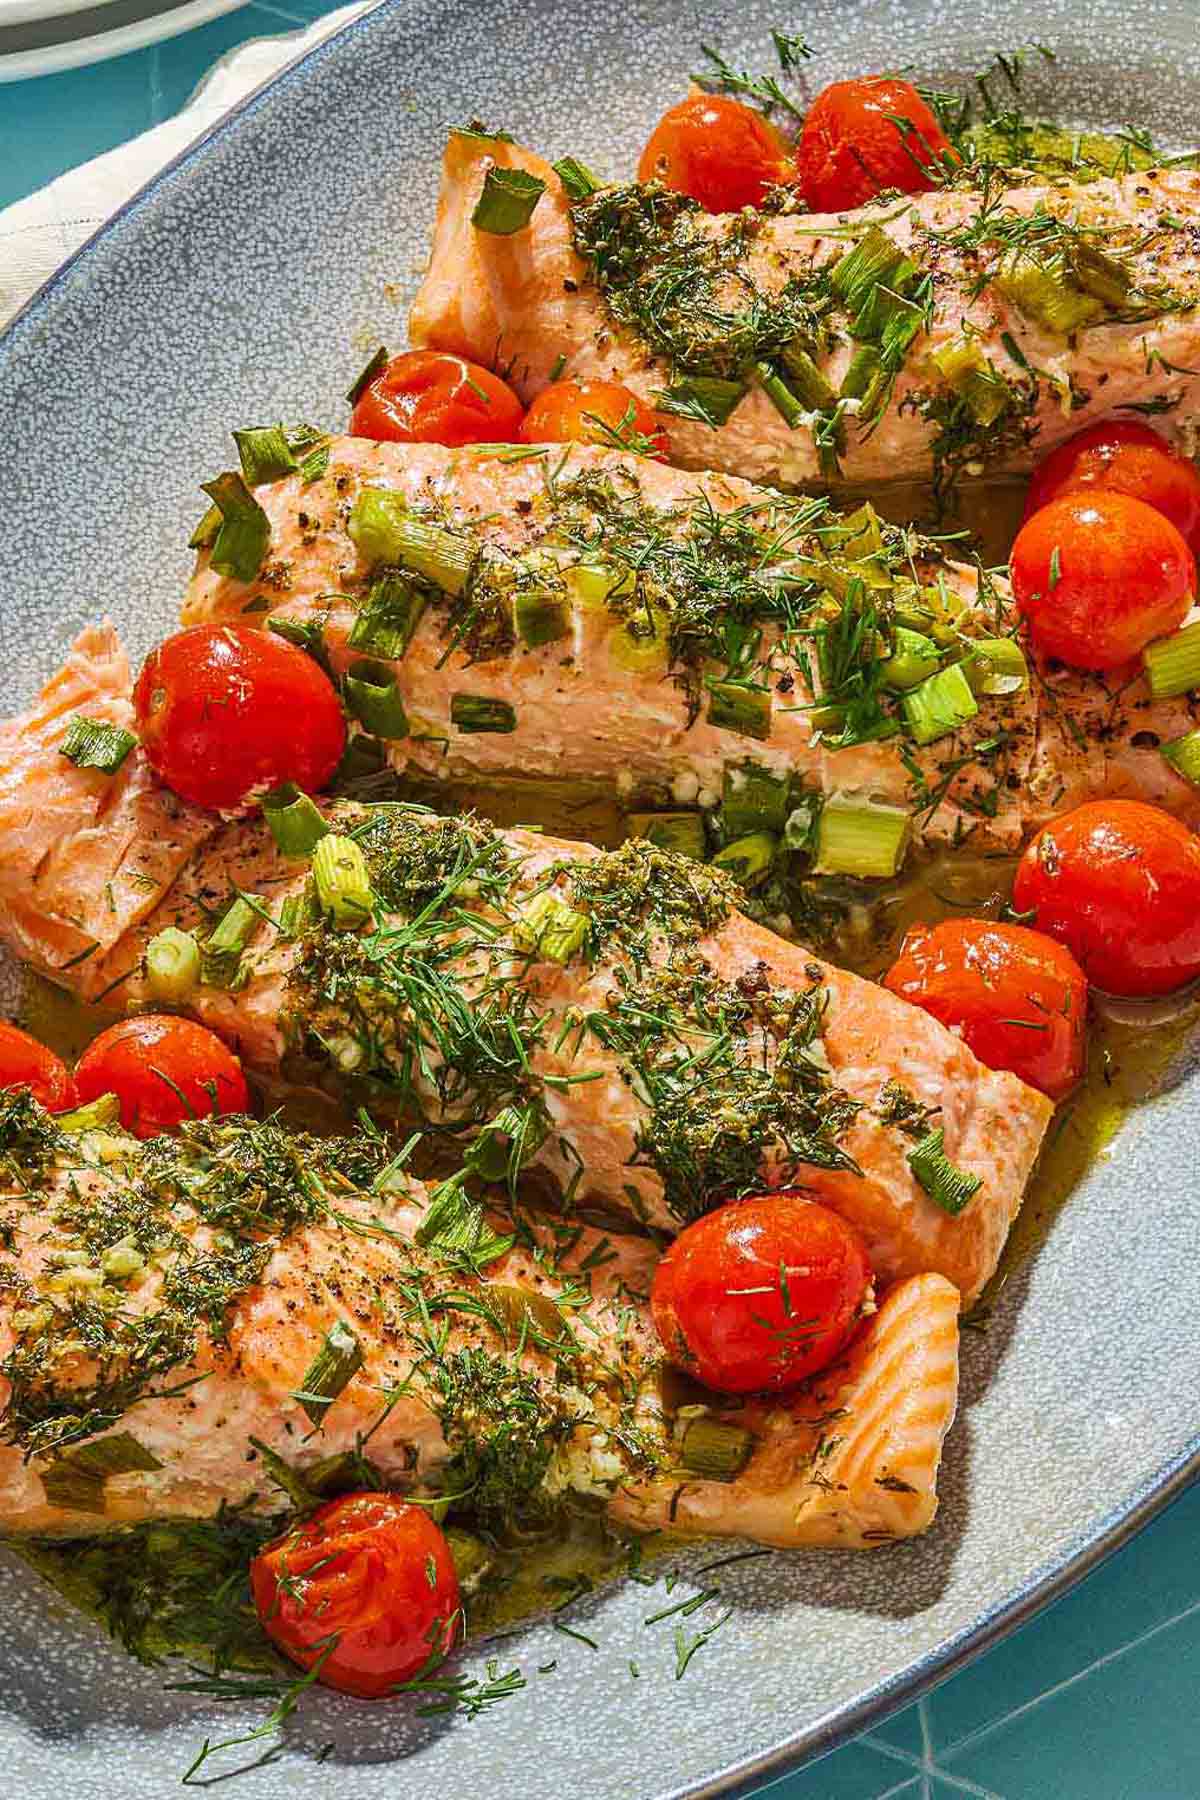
[0,632,1052,1306]
[410,130,1200,491]
[0,1107,959,1548]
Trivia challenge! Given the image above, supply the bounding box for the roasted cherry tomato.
[349,349,525,447]
[133,623,346,813]
[0,1022,78,1112]
[250,1492,461,1698]
[1010,491,1195,672]
[637,93,795,213]
[74,1015,250,1138]
[651,1189,873,1394]
[1023,419,1200,556]
[795,76,956,213]
[1013,800,1200,997]
[519,378,670,459]
[883,919,1087,1101]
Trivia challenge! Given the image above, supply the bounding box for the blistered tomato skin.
[883,919,1088,1101]
[1010,491,1195,672]
[796,76,956,212]
[637,94,795,213]
[250,1494,462,1698]
[1013,800,1200,998]
[519,379,670,458]
[133,624,346,814]
[0,1022,79,1113]
[74,1016,250,1138]
[650,1191,873,1394]
[1022,419,1200,556]
[350,350,525,447]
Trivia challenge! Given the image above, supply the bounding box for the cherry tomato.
[519,379,670,459]
[250,1492,461,1698]
[1023,419,1200,556]
[0,1022,79,1112]
[133,624,346,813]
[1010,491,1195,672]
[75,1015,250,1138]
[349,350,525,448]
[882,919,1087,1101]
[651,1190,873,1394]
[637,94,795,213]
[795,76,956,213]
[1013,800,1200,997]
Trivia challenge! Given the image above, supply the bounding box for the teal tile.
[944,1600,1200,1797]
[152,5,307,118]
[929,1778,1004,1798]
[926,1482,1200,1752]
[866,1698,928,1761]
[0,54,155,209]
[756,1738,921,1800]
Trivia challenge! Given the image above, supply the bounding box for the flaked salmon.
[0,1102,958,1548]
[0,628,1052,1304]
[411,131,1200,493]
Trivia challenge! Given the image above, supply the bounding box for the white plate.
[0,0,249,80]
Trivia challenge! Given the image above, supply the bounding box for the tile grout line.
[250,1,318,24]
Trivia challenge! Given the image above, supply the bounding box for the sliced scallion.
[901,663,979,745]
[553,156,603,199]
[200,471,271,583]
[712,831,778,887]
[57,1093,120,1133]
[234,423,297,486]
[514,586,571,648]
[678,1417,753,1480]
[268,614,331,670]
[1068,242,1132,307]
[346,345,388,407]
[472,165,546,234]
[625,811,707,860]
[1143,618,1200,699]
[145,927,201,1002]
[840,344,882,401]
[608,618,669,676]
[722,763,791,836]
[292,1320,364,1428]
[965,636,1029,697]
[348,488,476,595]
[930,338,1013,426]
[279,882,319,940]
[907,1127,982,1215]
[814,795,910,878]
[313,834,373,929]
[829,226,907,314]
[756,360,806,429]
[1161,729,1200,786]
[60,715,137,774]
[514,890,589,964]
[262,783,330,856]
[994,255,1105,335]
[653,376,747,428]
[779,341,838,411]
[467,1101,550,1184]
[203,893,262,987]
[348,572,429,660]
[41,1432,162,1515]
[451,694,517,733]
[415,1173,515,1267]
[343,660,410,738]
[707,681,772,741]
[485,1283,569,1345]
[882,627,941,692]
[188,503,221,549]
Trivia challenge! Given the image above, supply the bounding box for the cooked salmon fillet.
[0,629,1052,1305]
[180,438,1200,846]
[410,132,1200,492]
[0,1102,958,1548]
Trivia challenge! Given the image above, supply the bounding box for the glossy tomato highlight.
[637,93,795,212]
[519,379,669,458]
[0,1022,78,1113]
[1023,419,1200,556]
[350,350,525,447]
[75,1015,250,1138]
[796,76,955,212]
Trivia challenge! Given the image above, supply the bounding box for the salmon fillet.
[180,438,1200,847]
[0,631,1052,1305]
[0,1101,959,1548]
[410,132,1200,492]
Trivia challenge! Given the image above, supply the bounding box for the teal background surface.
[3,14,1199,1793]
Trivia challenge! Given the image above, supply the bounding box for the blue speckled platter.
[1,2,1198,1794]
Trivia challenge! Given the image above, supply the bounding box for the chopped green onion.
[829,226,908,313]
[415,1173,516,1267]
[199,471,271,583]
[57,1093,120,1133]
[279,883,319,939]
[145,927,201,1002]
[626,811,707,860]
[930,338,1013,426]
[1161,729,1200,786]
[722,763,790,836]
[268,614,332,671]
[485,1283,569,1345]
[293,1320,364,1428]
[901,663,979,746]
[678,1417,753,1480]
[514,890,589,963]
[330,734,390,799]
[994,255,1105,335]
[965,636,1029,697]
[653,376,747,428]
[608,618,669,675]
[907,1127,982,1216]
[882,628,941,692]
[1068,242,1132,307]
[779,341,838,411]
[60,716,137,774]
[1143,618,1200,699]
[569,560,634,610]
[553,156,603,199]
[756,361,806,429]
[814,795,910,878]
[343,660,410,738]
[706,681,772,741]
[233,423,297,486]
[852,263,918,338]
[348,572,429,660]
[840,344,881,401]
[348,488,476,596]
[514,586,571,648]
[313,834,373,929]
[472,166,546,234]
[466,1102,550,1183]
[188,503,221,549]
[451,694,517,733]
[203,893,262,986]
[262,783,330,856]
[711,831,777,888]
[41,1433,162,1515]
[298,443,331,484]
[346,345,388,407]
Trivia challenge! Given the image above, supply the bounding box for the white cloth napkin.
[0,0,370,330]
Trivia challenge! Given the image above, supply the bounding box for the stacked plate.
[0,0,247,81]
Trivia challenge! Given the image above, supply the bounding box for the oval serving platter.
[0,2,1198,1794]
